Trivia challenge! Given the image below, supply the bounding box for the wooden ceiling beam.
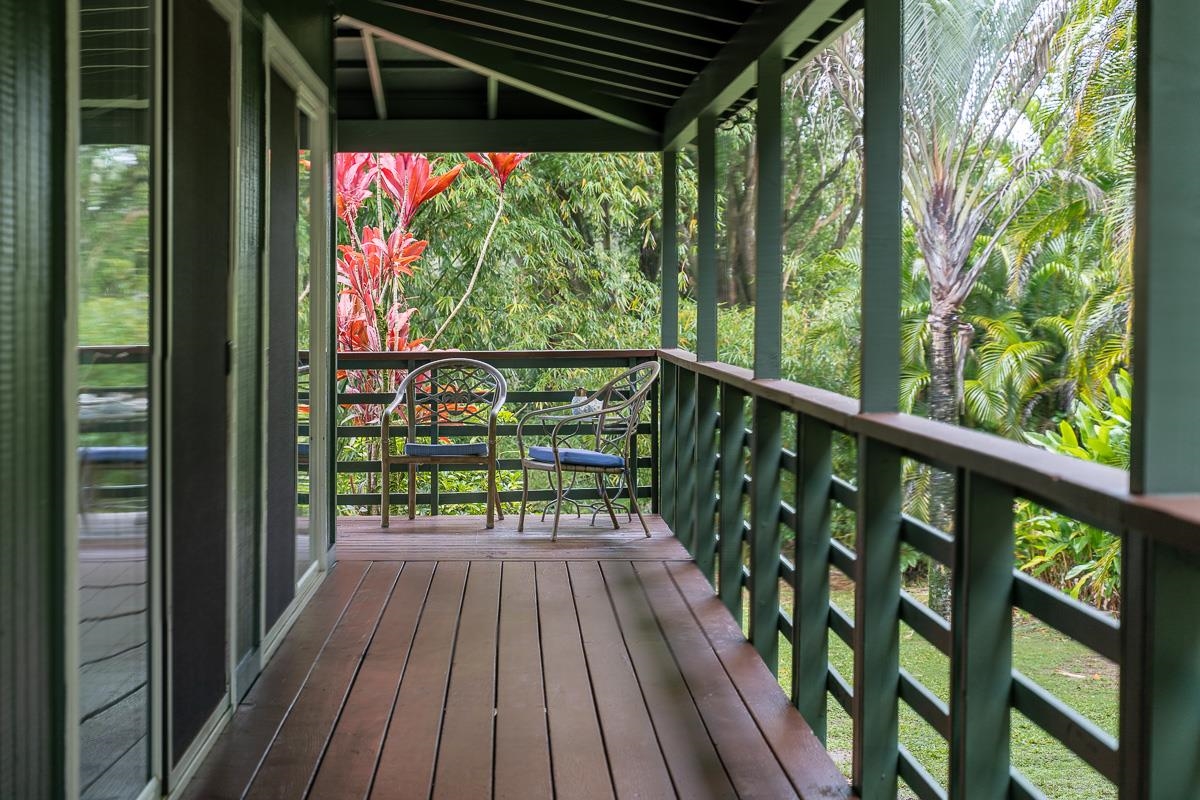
[361,31,388,119]
[527,0,737,43]
[337,118,660,152]
[339,1,662,134]
[662,0,853,149]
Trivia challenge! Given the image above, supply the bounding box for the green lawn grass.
[747,581,1118,799]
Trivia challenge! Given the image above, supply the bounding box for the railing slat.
[950,471,1015,797]
[899,669,950,740]
[718,385,748,618]
[1011,670,1119,782]
[899,592,950,656]
[1012,570,1119,663]
[660,361,677,530]
[794,414,833,740]
[694,375,719,579]
[900,515,953,566]
[749,398,784,674]
[897,746,947,800]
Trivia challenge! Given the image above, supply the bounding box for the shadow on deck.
[183,514,852,799]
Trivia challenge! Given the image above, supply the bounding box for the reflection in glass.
[76,2,153,797]
[296,114,314,583]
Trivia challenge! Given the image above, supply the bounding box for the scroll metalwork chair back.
[516,360,660,540]
[380,358,507,529]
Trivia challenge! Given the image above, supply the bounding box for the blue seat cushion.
[298,443,309,460]
[405,441,488,457]
[79,445,148,465]
[528,445,624,469]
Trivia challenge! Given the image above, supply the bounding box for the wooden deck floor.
[183,515,851,800]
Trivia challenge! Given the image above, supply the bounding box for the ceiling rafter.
[339,1,662,135]
[624,0,759,26]
[662,0,854,150]
[338,118,660,152]
[360,30,388,119]
[379,2,706,74]
[425,0,721,59]
[526,0,736,44]
[465,33,694,89]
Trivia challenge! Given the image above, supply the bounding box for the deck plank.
[568,560,677,800]
[431,561,502,800]
[493,561,554,800]
[668,562,854,800]
[180,561,370,800]
[536,561,615,800]
[335,514,689,561]
[633,560,800,800]
[369,561,469,800]
[307,561,435,800]
[244,562,402,800]
[602,560,737,800]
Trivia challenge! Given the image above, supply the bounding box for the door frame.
[258,14,331,663]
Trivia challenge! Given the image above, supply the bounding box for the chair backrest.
[386,358,508,437]
[590,360,660,455]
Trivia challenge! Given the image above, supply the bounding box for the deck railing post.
[852,438,901,799]
[694,374,719,579]
[675,367,697,554]
[794,413,832,741]
[718,385,748,617]
[950,470,1013,798]
[749,398,783,674]
[1122,1,1200,796]
[659,361,677,530]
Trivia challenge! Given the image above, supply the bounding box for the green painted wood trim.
[336,119,662,153]
[950,471,1014,798]
[749,399,784,673]
[693,374,720,579]
[675,368,697,552]
[719,386,748,617]
[340,0,661,135]
[753,47,783,379]
[794,414,833,741]
[662,0,854,149]
[659,362,677,528]
[1,0,68,795]
[660,150,680,348]
[859,0,902,413]
[696,113,718,362]
[1121,535,1200,798]
[852,437,901,798]
[1130,0,1200,493]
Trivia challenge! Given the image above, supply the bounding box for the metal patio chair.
[516,360,660,540]
[380,358,508,529]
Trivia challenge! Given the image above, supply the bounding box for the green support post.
[1121,2,1200,797]
[675,368,697,554]
[853,439,901,800]
[694,375,719,579]
[718,386,748,617]
[749,398,783,674]
[696,112,718,362]
[659,362,677,530]
[661,150,679,349]
[854,0,903,793]
[754,46,783,380]
[794,414,832,740]
[950,471,1014,798]
[859,0,903,415]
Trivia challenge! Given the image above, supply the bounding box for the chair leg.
[381,457,390,529]
[493,459,504,521]
[518,467,529,532]
[486,460,496,530]
[627,466,651,537]
[596,472,620,530]
[552,466,565,542]
[408,464,417,520]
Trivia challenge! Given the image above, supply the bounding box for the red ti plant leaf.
[376,153,464,229]
[361,225,428,280]
[467,152,531,192]
[335,152,375,227]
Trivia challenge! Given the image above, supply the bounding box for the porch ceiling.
[333,0,861,151]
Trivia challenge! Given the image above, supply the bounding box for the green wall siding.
[0,0,67,797]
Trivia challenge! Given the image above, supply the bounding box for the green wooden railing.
[659,348,1200,800]
[332,349,658,515]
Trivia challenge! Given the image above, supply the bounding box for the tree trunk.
[926,311,959,617]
